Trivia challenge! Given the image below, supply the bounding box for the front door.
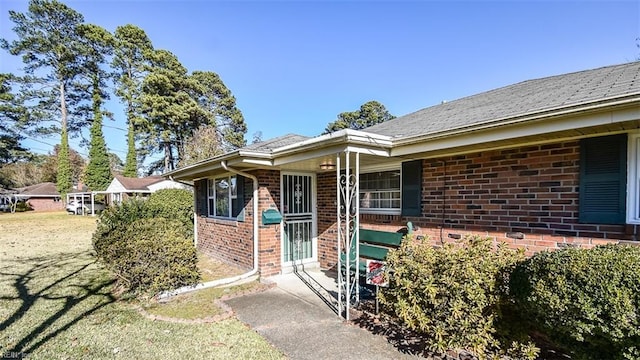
[281,173,316,264]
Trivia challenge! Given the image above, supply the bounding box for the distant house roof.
[365,61,640,139]
[243,133,312,153]
[17,182,60,197]
[114,175,164,191]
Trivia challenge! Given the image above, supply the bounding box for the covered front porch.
[168,130,408,318]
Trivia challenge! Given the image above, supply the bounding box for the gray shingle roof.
[243,133,311,153]
[365,61,640,139]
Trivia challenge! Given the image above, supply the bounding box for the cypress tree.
[57,128,72,196]
[85,76,112,190]
[123,123,137,177]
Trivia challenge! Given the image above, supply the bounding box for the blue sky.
[1,0,639,166]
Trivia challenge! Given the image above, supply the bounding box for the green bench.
[340,228,405,277]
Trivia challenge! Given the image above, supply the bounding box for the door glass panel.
[283,174,313,262]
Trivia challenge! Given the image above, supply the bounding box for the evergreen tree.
[323,100,395,134]
[123,128,137,176]
[0,73,30,165]
[84,86,111,190]
[77,24,113,191]
[139,49,207,172]
[113,24,153,177]
[57,128,73,193]
[190,71,247,150]
[2,0,90,196]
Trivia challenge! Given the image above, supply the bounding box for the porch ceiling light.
[319,160,336,170]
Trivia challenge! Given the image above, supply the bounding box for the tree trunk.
[56,81,73,196]
[60,81,67,132]
[164,142,171,173]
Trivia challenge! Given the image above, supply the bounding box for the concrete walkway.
[224,268,419,360]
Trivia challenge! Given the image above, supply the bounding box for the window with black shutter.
[202,175,246,221]
[579,134,627,224]
[401,160,422,216]
[195,179,208,216]
[233,175,246,221]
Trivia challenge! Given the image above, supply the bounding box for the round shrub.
[381,235,533,358]
[93,198,148,263]
[510,245,640,360]
[94,217,199,295]
[93,198,199,296]
[145,188,193,237]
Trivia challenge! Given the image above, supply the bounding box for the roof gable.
[113,175,164,191]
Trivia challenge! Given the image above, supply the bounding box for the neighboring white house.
[106,175,191,205]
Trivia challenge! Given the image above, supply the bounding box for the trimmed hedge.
[145,188,193,237]
[93,192,199,296]
[510,245,640,359]
[94,217,199,295]
[381,235,536,359]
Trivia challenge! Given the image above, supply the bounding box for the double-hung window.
[359,169,401,214]
[208,175,238,218]
[358,160,422,216]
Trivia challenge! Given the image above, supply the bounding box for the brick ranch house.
[15,182,64,211]
[166,61,640,281]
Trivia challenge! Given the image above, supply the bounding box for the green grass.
[0,211,284,359]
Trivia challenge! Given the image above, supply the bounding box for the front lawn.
[0,211,283,359]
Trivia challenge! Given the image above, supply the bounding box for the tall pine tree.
[113,24,153,177]
[190,71,247,151]
[139,49,208,172]
[2,0,89,196]
[78,24,113,191]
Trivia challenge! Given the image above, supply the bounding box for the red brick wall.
[255,170,282,277]
[197,176,254,270]
[194,170,284,277]
[317,141,637,267]
[27,198,65,212]
[317,172,338,269]
[411,141,636,254]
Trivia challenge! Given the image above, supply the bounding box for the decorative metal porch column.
[336,150,360,320]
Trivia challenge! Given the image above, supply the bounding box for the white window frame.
[207,175,237,219]
[626,132,640,224]
[359,167,401,215]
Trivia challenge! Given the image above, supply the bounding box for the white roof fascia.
[237,150,274,158]
[344,145,390,157]
[241,158,274,166]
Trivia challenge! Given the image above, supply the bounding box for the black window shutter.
[195,179,208,216]
[401,160,422,216]
[233,175,245,221]
[579,134,627,224]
